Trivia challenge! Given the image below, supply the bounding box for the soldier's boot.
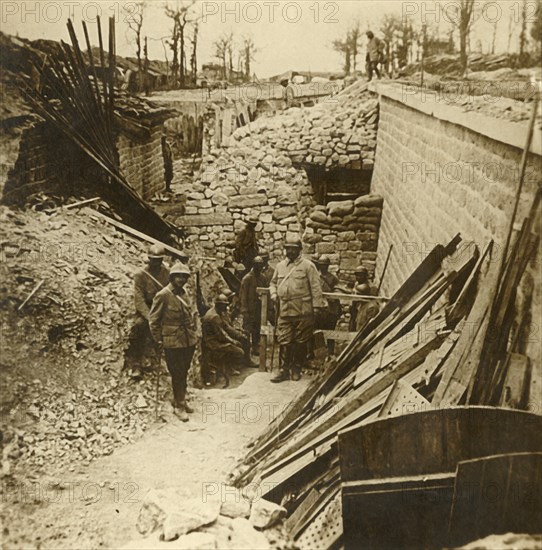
[271,370,290,383]
[291,342,307,381]
[271,345,292,383]
[174,408,189,422]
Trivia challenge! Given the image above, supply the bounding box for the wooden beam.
[87,211,188,259]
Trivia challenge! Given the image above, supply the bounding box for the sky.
[2,1,537,78]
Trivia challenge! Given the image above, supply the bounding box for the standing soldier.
[314,255,342,356]
[149,262,197,422]
[260,251,275,286]
[125,245,169,379]
[269,237,326,382]
[234,214,259,271]
[161,136,173,193]
[239,256,267,356]
[349,266,379,333]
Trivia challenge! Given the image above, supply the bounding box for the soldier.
[234,214,259,271]
[260,251,275,286]
[202,294,256,387]
[314,255,342,355]
[239,256,267,355]
[149,262,197,422]
[161,136,173,193]
[125,244,170,379]
[269,237,327,382]
[349,266,379,332]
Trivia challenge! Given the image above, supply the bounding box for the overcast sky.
[2,1,536,77]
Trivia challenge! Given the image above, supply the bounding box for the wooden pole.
[497,93,539,290]
[378,244,394,293]
[18,280,44,311]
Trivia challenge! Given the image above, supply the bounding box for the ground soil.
[2,370,308,549]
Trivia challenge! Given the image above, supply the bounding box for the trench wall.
[371,83,542,404]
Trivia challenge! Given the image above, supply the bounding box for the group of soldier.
[124,216,379,421]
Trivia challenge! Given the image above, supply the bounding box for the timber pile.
[15,19,177,242]
[230,188,540,546]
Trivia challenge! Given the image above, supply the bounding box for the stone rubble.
[171,82,380,268]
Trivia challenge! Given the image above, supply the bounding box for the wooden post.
[258,289,269,371]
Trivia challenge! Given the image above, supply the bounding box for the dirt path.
[4,372,308,549]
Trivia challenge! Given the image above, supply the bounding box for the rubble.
[249,499,287,530]
[0,203,185,476]
[172,82,379,264]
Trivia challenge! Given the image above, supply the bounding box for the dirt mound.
[0,203,173,476]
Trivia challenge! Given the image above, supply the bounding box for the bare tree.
[165,1,199,89]
[241,36,257,81]
[190,23,198,85]
[519,0,529,59]
[143,36,149,95]
[349,23,361,72]
[531,0,542,55]
[507,9,518,52]
[214,33,233,80]
[333,37,351,74]
[124,1,145,91]
[448,0,477,74]
[491,19,498,54]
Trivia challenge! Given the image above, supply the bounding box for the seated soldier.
[201,294,257,387]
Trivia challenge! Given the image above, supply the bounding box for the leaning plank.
[498,353,531,410]
[88,211,188,260]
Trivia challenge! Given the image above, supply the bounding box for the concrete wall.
[372,85,541,294]
[371,83,541,393]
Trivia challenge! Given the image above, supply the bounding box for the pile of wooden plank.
[230,186,540,547]
[18,18,177,242]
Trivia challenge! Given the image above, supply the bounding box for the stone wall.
[117,125,165,200]
[174,83,380,266]
[304,196,383,282]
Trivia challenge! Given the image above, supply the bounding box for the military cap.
[169,262,191,276]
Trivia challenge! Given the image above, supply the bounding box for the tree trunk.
[179,25,185,88]
[459,20,468,73]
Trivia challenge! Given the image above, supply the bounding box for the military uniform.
[149,283,197,408]
[201,307,246,383]
[239,269,267,353]
[349,283,379,332]
[270,255,326,379]
[125,265,169,369]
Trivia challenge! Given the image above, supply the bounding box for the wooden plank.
[338,407,542,483]
[342,474,455,550]
[174,213,233,226]
[259,291,269,372]
[448,452,542,547]
[498,353,531,409]
[378,380,430,419]
[88,211,188,259]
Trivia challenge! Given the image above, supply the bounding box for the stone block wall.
[117,125,165,200]
[175,83,380,264]
[304,196,383,282]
